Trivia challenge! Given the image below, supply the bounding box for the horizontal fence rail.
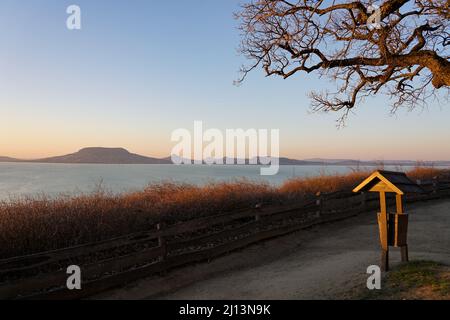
[1,178,449,300]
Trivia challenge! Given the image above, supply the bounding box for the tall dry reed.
[0,167,447,259]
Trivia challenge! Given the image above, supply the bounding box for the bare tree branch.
[236,0,450,124]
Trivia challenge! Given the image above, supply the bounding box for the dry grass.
[0,180,279,259]
[279,171,370,198]
[0,167,448,259]
[406,166,443,181]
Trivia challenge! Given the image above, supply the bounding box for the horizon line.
[1,147,450,163]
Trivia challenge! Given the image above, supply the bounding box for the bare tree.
[236,0,450,124]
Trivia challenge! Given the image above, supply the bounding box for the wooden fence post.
[254,204,262,221]
[316,193,323,218]
[432,177,440,196]
[254,204,262,231]
[156,223,167,261]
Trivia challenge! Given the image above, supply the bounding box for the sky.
[0,0,449,161]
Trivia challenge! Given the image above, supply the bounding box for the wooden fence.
[1,178,449,300]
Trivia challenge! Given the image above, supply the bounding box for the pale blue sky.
[0,0,449,160]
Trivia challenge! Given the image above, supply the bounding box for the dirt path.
[96,199,450,300]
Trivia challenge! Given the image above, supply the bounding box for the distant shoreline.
[2,147,450,166]
[2,161,450,167]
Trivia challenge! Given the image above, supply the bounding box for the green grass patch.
[362,261,450,300]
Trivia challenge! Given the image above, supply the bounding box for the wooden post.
[380,191,387,215]
[255,203,262,231]
[379,191,389,271]
[396,194,409,262]
[396,194,403,214]
[352,171,419,272]
[157,223,167,261]
[401,245,409,262]
[381,250,389,272]
[432,177,440,196]
[316,193,323,218]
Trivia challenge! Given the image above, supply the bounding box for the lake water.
[0,163,423,201]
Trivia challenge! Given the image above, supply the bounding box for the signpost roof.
[353,170,424,195]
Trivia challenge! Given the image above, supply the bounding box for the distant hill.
[278,157,323,165]
[32,147,171,164]
[305,158,356,163]
[303,158,450,167]
[0,156,21,162]
[0,148,449,166]
[170,156,323,165]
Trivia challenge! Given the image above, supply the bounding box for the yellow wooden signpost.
[353,171,423,271]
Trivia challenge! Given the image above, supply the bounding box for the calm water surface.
[0,163,424,201]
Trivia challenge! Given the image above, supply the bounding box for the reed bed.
[0,167,447,259]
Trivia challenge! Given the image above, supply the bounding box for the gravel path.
[96,199,450,300]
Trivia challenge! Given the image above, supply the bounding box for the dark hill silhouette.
[0,148,449,166]
[0,156,21,162]
[33,147,171,164]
